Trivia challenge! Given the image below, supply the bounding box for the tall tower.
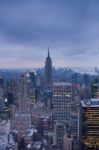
[19,74,27,113]
[45,48,52,89]
[53,82,72,126]
[80,99,99,150]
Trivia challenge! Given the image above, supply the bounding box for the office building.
[53,82,72,129]
[13,113,31,136]
[18,74,28,113]
[0,116,11,148]
[63,133,72,150]
[54,122,65,150]
[18,72,36,114]
[80,99,99,150]
[91,79,99,98]
[0,98,4,112]
[71,98,80,139]
[29,72,36,88]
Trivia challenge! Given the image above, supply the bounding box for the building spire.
[48,46,50,57]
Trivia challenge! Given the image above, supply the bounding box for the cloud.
[0,0,99,68]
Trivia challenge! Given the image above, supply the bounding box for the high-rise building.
[13,113,31,136]
[45,48,53,90]
[71,101,79,139]
[63,133,73,150]
[54,122,65,150]
[0,98,4,112]
[19,74,28,113]
[53,82,72,130]
[0,77,5,112]
[80,99,99,150]
[91,79,99,98]
[0,116,11,149]
[0,76,4,99]
[18,72,36,114]
[29,72,36,88]
[12,73,33,136]
[0,76,4,88]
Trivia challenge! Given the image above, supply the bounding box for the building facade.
[53,82,72,130]
[80,99,99,150]
[54,122,65,150]
[18,72,36,114]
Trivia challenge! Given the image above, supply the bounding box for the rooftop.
[53,82,71,86]
[81,98,99,107]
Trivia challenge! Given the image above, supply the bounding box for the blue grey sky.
[0,0,99,68]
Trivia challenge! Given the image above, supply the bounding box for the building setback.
[45,48,53,90]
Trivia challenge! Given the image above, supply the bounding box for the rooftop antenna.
[48,46,50,57]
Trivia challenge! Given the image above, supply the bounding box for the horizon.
[0,66,96,75]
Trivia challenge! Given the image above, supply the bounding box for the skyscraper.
[19,72,36,114]
[54,122,65,150]
[80,99,99,150]
[45,48,52,90]
[53,82,72,130]
[13,73,32,135]
[91,79,99,98]
[19,74,27,113]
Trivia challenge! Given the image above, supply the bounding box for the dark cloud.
[0,0,99,68]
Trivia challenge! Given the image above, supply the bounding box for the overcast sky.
[0,0,99,68]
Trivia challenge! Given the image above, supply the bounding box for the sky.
[0,0,99,69]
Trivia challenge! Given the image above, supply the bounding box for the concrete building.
[53,82,72,130]
[0,98,4,112]
[13,113,31,136]
[18,72,36,114]
[63,133,72,150]
[54,122,65,150]
[0,116,11,149]
[0,76,4,97]
[18,74,28,113]
[71,99,80,139]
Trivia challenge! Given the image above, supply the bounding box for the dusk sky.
[0,0,99,68]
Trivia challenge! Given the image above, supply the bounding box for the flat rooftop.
[53,82,71,86]
[81,98,99,107]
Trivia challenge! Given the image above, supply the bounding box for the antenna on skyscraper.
[48,46,50,57]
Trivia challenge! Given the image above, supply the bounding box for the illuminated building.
[80,99,99,150]
[26,72,36,110]
[53,82,72,129]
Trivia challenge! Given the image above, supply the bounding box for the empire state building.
[45,48,53,89]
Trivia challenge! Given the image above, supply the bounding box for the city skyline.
[0,0,99,68]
